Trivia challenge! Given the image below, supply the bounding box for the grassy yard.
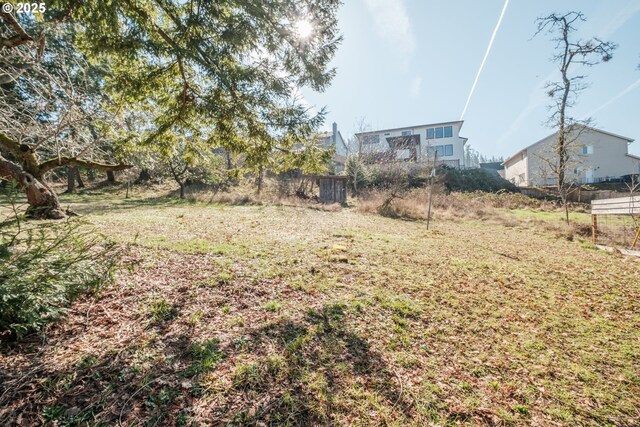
[1,194,639,426]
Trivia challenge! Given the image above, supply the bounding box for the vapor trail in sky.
[584,78,640,119]
[460,0,510,120]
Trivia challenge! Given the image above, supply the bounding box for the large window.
[444,144,453,156]
[426,125,454,139]
[432,144,454,157]
[362,134,380,145]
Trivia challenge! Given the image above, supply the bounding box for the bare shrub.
[356,189,576,224]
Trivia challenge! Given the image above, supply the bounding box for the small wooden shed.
[318,175,347,204]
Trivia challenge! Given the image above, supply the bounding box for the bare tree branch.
[0,9,33,49]
[534,11,616,223]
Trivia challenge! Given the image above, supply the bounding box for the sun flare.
[294,20,313,39]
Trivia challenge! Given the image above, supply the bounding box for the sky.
[301,0,640,159]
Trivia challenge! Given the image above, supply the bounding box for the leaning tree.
[535,11,616,223]
[0,11,130,218]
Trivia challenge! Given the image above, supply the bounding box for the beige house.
[503,126,640,187]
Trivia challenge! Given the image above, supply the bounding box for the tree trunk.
[76,168,85,188]
[0,155,65,219]
[256,165,263,194]
[106,170,116,183]
[66,166,76,193]
[137,168,151,183]
[226,151,232,170]
[179,182,185,199]
[25,180,65,219]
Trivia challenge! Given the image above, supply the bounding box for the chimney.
[332,122,337,143]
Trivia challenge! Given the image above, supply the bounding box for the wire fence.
[591,195,640,249]
[593,214,640,248]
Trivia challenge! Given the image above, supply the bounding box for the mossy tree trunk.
[0,132,131,219]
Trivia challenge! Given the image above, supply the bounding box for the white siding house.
[355,121,468,168]
[503,127,640,187]
[319,122,348,173]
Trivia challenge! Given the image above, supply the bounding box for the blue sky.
[301,0,640,158]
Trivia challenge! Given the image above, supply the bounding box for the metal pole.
[426,151,437,230]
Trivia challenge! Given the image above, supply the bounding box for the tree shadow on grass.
[0,302,414,426]
[214,303,415,425]
[0,289,200,426]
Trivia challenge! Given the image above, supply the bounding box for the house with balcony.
[503,126,640,187]
[355,120,468,168]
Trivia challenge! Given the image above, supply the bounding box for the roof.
[502,126,635,165]
[480,162,504,170]
[355,120,464,136]
[626,153,640,161]
[319,130,348,152]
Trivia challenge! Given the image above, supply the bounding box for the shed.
[318,175,347,204]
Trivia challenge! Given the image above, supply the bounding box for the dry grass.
[355,189,597,243]
[1,193,638,426]
[357,189,560,219]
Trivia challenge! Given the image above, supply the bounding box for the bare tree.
[535,11,616,223]
[346,117,371,196]
[0,13,130,218]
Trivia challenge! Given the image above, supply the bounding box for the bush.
[356,189,555,221]
[439,167,518,193]
[345,156,368,194]
[365,164,430,190]
[0,190,117,338]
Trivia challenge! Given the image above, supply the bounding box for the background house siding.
[505,129,639,187]
[504,152,529,186]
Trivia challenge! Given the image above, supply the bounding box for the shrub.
[439,167,518,193]
[365,164,430,190]
[0,189,117,338]
[345,155,368,194]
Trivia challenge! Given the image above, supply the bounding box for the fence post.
[591,214,597,244]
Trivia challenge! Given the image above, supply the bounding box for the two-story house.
[503,126,640,187]
[355,120,468,168]
[319,122,349,173]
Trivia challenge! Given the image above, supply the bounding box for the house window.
[444,144,453,156]
[435,145,444,157]
[582,145,593,154]
[401,130,412,136]
[362,134,379,144]
[444,126,453,138]
[426,128,434,139]
[435,127,444,139]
